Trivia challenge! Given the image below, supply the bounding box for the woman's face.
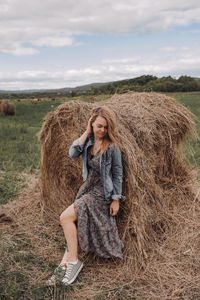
[92,116,108,139]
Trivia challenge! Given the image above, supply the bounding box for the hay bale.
[30,99,38,104]
[2,101,16,116]
[0,100,3,115]
[90,97,97,103]
[39,92,197,266]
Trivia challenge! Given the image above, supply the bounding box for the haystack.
[0,100,3,115]
[0,101,16,116]
[39,92,197,266]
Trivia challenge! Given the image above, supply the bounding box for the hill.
[0,75,200,99]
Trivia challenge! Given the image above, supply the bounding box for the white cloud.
[162,46,190,52]
[162,46,177,52]
[0,48,199,90]
[32,36,76,48]
[0,0,200,55]
[102,58,139,64]
[1,46,39,56]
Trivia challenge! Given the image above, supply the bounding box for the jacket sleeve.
[111,146,126,202]
[68,138,85,158]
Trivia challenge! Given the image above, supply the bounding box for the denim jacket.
[69,134,125,203]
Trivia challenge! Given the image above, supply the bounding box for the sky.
[0,0,200,90]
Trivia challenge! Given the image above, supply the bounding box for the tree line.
[0,75,199,100]
[86,75,200,95]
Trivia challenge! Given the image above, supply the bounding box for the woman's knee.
[60,204,77,223]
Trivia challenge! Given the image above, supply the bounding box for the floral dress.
[73,147,123,259]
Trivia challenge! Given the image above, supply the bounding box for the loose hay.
[39,92,198,267]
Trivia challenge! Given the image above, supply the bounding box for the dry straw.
[39,92,197,268]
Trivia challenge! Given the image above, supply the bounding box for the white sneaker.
[62,260,83,285]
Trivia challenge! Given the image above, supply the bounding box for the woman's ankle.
[61,255,78,263]
[67,257,78,262]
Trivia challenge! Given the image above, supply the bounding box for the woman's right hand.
[86,117,93,135]
[77,117,93,145]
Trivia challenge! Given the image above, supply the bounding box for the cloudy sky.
[0,0,200,90]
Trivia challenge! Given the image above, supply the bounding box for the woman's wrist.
[78,130,90,145]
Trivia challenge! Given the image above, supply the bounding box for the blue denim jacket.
[69,134,125,203]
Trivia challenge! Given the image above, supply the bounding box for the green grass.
[167,91,200,115]
[0,99,67,173]
[167,92,200,169]
[0,172,27,205]
[0,99,70,206]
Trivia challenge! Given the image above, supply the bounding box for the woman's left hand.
[110,200,119,216]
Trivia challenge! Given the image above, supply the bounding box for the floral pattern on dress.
[73,147,123,259]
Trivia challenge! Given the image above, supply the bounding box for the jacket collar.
[87,133,95,147]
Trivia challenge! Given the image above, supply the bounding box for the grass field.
[0,99,64,205]
[167,91,200,168]
[0,92,200,299]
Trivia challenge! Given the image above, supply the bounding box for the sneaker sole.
[62,262,83,285]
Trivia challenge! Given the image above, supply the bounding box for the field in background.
[167,91,200,169]
[0,92,200,299]
[0,99,64,205]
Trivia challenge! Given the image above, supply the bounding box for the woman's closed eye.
[97,125,108,129]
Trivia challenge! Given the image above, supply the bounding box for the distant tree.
[178,76,198,92]
[133,75,157,86]
[71,91,78,97]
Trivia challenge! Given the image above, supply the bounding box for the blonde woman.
[47,106,125,285]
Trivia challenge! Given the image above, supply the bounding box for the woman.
[47,106,125,286]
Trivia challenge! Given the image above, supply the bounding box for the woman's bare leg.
[60,204,78,263]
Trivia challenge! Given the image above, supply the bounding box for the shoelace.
[64,263,74,280]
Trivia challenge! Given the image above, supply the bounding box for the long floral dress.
[73,147,123,259]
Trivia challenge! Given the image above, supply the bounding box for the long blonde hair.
[90,106,121,153]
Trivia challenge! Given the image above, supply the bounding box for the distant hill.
[0,82,110,94]
[0,75,199,98]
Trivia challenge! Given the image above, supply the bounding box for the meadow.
[0,99,64,205]
[0,92,200,299]
[167,91,200,167]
